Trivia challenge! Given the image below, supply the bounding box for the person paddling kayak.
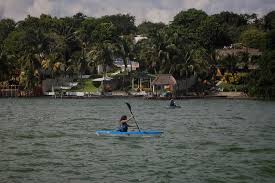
[169,99,176,107]
[117,115,134,132]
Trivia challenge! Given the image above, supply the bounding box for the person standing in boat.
[169,99,176,107]
[117,115,134,132]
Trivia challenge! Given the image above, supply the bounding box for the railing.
[0,85,20,97]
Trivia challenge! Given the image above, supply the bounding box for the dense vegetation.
[0,9,275,98]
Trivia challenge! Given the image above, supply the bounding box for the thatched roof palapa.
[151,74,176,86]
[216,43,262,57]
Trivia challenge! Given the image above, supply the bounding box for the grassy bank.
[70,79,98,92]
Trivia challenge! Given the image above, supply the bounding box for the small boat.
[96,130,163,137]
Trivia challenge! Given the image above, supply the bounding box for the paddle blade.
[125,102,132,112]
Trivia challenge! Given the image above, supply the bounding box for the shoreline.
[0,94,257,100]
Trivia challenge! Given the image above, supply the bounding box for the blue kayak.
[96,130,163,137]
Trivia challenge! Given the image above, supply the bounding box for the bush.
[219,82,246,92]
[222,72,248,85]
[92,81,101,88]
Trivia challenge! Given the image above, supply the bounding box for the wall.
[176,75,197,91]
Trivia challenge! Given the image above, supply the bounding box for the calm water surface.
[0,98,275,182]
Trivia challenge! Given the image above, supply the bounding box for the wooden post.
[132,78,134,89]
[140,78,142,89]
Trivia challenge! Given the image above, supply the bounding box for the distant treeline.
[0,9,275,98]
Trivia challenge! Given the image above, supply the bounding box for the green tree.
[78,18,98,45]
[88,42,115,74]
[212,11,249,43]
[134,38,155,72]
[19,53,41,91]
[248,51,275,99]
[198,17,231,50]
[0,51,12,81]
[92,22,118,43]
[41,53,64,79]
[213,11,248,27]
[266,29,275,49]
[240,27,267,49]
[264,11,275,30]
[115,35,136,72]
[0,19,16,46]
[137,21,166,36]
[3,28,46,70]
[99,14,137,35]
[171,9,208,29]
[77,43,89,83]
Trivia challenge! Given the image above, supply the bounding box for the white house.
[97,65,113,74]
[114,58,139,72]
[134,35,148,44]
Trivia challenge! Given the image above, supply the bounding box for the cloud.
[0,0,274,24]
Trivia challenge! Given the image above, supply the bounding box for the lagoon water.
[0,98,275,182]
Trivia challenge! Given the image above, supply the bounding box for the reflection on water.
[0,98,275,182]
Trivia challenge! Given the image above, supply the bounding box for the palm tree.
[41,53,64,79]
[134,29,171,74]
[65,58,77,78]
[138,43,159,74]
[78,56,88,84]
[19,54,41,95]
[151,30,171,74]
[88,42,115,75]
[115,35,135,73]
[19,67,39,92]
[87,42,115,92]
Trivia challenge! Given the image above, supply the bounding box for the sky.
[0,0,274,24]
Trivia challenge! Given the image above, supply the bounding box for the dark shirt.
[118,122,129,132]
[170,101,176,106]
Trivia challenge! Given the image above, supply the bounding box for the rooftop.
[151,74,177,85]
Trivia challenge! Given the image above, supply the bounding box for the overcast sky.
[0,0,274,24]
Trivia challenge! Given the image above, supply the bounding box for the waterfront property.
[151,74,177,97]
[0,84,20,97]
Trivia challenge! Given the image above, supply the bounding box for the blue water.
[0,98,275,182]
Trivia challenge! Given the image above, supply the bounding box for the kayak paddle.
[125,102,141,132]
